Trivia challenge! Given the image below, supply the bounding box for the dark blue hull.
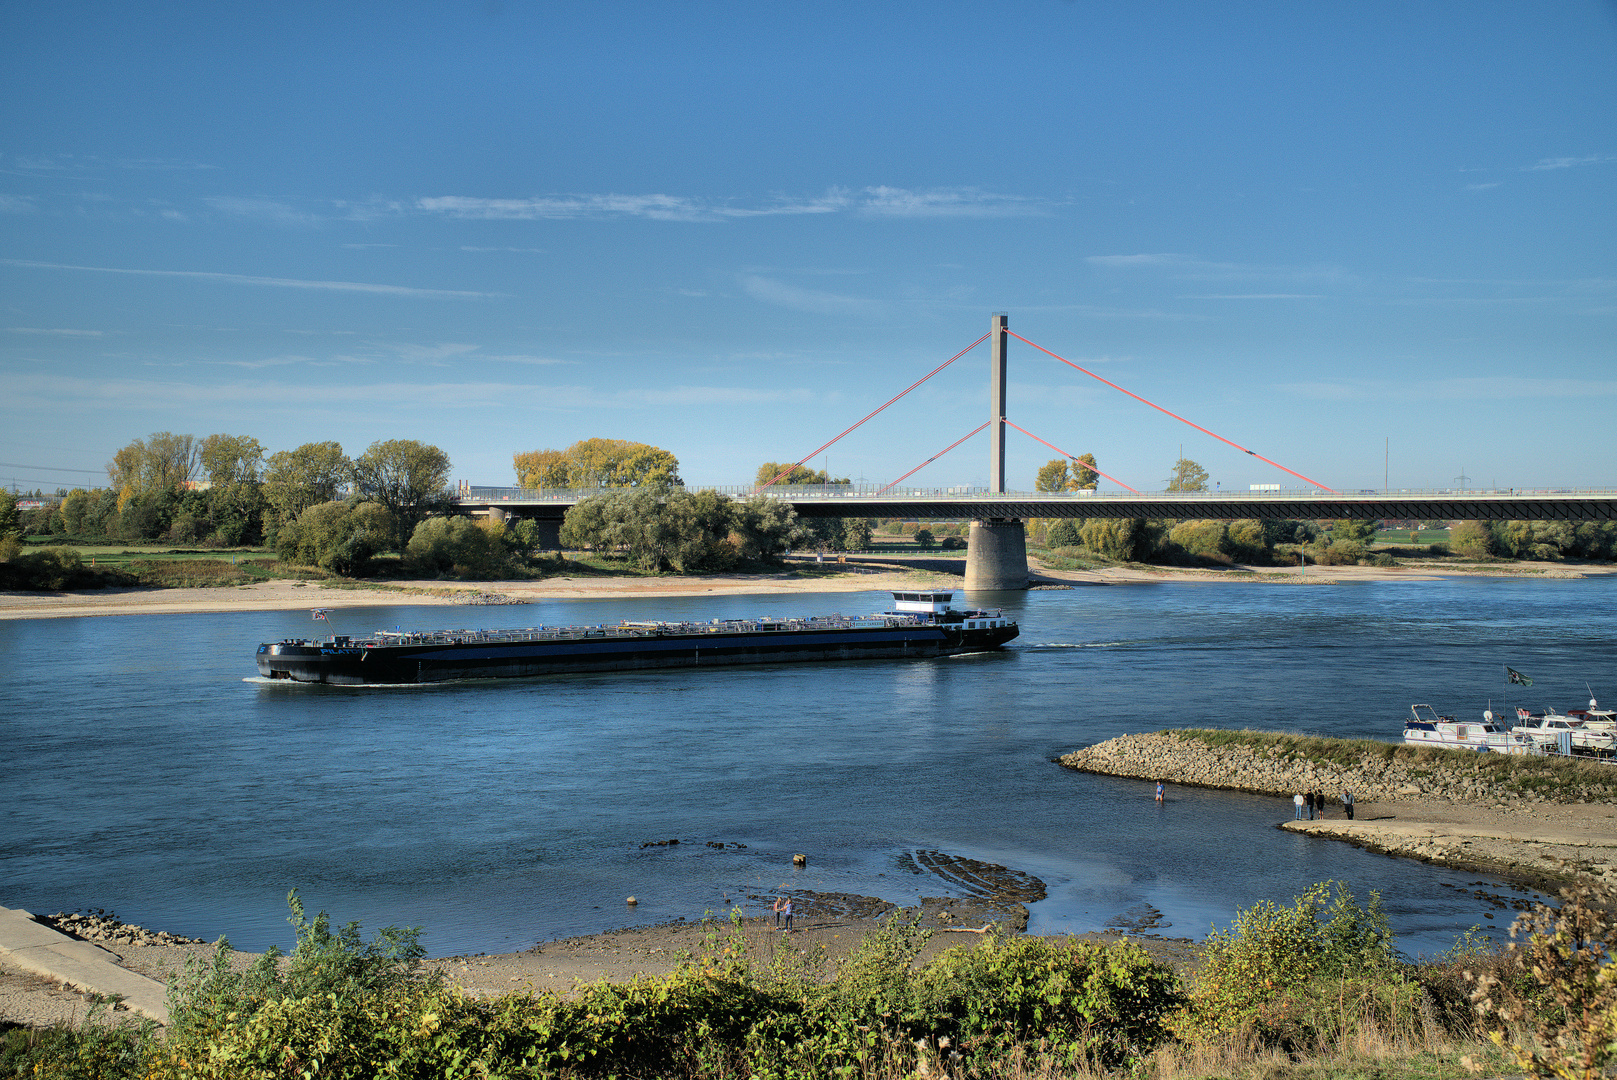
[257,623,1018,685]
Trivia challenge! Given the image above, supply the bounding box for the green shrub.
[405,516,514,578]
[1168,519,1231,561]
[1079,517,1149,561]
[1173,881,1396,1042]
[0,545,88,590]
[1046,519,1080,548]
[1451,520,1496,558]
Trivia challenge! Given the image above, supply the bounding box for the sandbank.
[2,555,1605,622]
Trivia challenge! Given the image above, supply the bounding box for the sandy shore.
[3,555,1605,621]
[0,563,962,621]
[0,905,1198,1030]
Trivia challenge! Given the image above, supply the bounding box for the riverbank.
[0,900,1198,1031]
[0,562,961,621]
[1060,730,1617,890]
[3,554,1607,620]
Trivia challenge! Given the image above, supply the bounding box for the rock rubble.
[1058,731,1615,805]
[40,911,205,947]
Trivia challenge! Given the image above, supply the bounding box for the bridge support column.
[964,518,1028,591]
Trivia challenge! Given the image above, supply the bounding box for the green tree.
[0,489,19,539]
[107,431,200,504]
[1227,519,1271,563]
[1046,520,1080,547]
[278,502,394,575]
[1169,519,1231,559]
[264,442,351,523]
[406,517,513,578]
[1165,457,1209,492]
[730,497,799,560]
[512,447,570,489]
[1330,519,1378,544]
[914,528,935,550]
[517,438,680,489]
[1073,452,1099,489]
[755,462,848,487]
[1035,459,1071,493]
[199,434,265,486]
[839,517,873,550]
[349,439,453,552]
[1079,518,1150,561]
[1451,520,1496,558]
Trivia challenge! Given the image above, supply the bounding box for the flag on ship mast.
[1505,665,1532,687]
[312,608,330,621]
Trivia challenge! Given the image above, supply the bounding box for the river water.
[4,575,1612,958]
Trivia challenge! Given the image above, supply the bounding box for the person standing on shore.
[781,895,793,933]
[1293,792,1306,819]
[771,894,785,928]
[1313,789,1324,819]
[1343,789,1355,820]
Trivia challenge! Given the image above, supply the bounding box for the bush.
[939,535,963,550]
[276,502,394,576]
[1046,520,1080,548]
[1315,538,1367,565]
[1168,519,1231,561]
[913,528,934,549]
[1451,520,1497,558]
[1173,881,1396,1042]
[405,516,513,578]
[0,545,88,590]
[1080,517,1150,561]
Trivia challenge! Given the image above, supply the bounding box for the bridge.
[458,314,1615,590]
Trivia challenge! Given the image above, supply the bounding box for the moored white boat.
[1512,706,1617,756]
[1403,704,1537,754]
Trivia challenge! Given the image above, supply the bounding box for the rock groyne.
[1058,730,1617,805]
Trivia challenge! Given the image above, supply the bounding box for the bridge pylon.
[964,312,1030,591]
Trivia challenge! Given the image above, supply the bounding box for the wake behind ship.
[256,592,1017,685]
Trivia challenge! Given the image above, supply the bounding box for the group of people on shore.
[1294,789,1354,820]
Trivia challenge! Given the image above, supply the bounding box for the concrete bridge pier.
[963,518,1028,591]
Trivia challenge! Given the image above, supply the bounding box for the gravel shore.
[1061,731,1617,890]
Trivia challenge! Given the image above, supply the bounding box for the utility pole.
[989,313,1007,493]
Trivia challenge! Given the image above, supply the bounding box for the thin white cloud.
[0,194,36,213]
[485,354,573,365]
[413,186,1039,223]
[7,327,103,336]
[206,196,321,225]
[1466,181,1502,190]
[1283,377,1617,401]
[384,342,481,362]
[740,275,883,316]
[1528,155,1613,171]
[1086,254,1193,267]
[0,259,502,299]
[1,372,813,413]
[1086,253,1349,284]
[856,186,1041,218]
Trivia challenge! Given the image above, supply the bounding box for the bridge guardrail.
[460,484,1617,503]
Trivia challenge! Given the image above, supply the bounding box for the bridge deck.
[459,486,1617,522]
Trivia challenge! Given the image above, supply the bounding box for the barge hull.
[258,626,1017,685]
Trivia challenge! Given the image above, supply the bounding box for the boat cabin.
[890,591,956,614]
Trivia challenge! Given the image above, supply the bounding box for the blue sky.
[2,2,1614,494]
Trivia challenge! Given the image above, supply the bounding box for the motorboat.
[1403,704,1537,754]
[1511,707,1617,756]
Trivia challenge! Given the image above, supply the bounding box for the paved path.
[0,907,169,1024]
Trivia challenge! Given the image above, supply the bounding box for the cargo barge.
[256,592,1018,685]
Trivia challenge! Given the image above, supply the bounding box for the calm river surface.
[4,575,1614,958]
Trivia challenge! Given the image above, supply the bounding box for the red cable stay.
[1005,330,1336,493]
[756,332,992,492]
[1001,420,1140,493]
[877,422,992,496]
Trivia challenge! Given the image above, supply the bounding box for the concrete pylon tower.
[964,311,1029,591]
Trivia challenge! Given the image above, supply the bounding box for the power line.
[0,460,104,474]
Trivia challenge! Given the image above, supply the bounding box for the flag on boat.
[1505,665,1532,687]
[312,608,330,621]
